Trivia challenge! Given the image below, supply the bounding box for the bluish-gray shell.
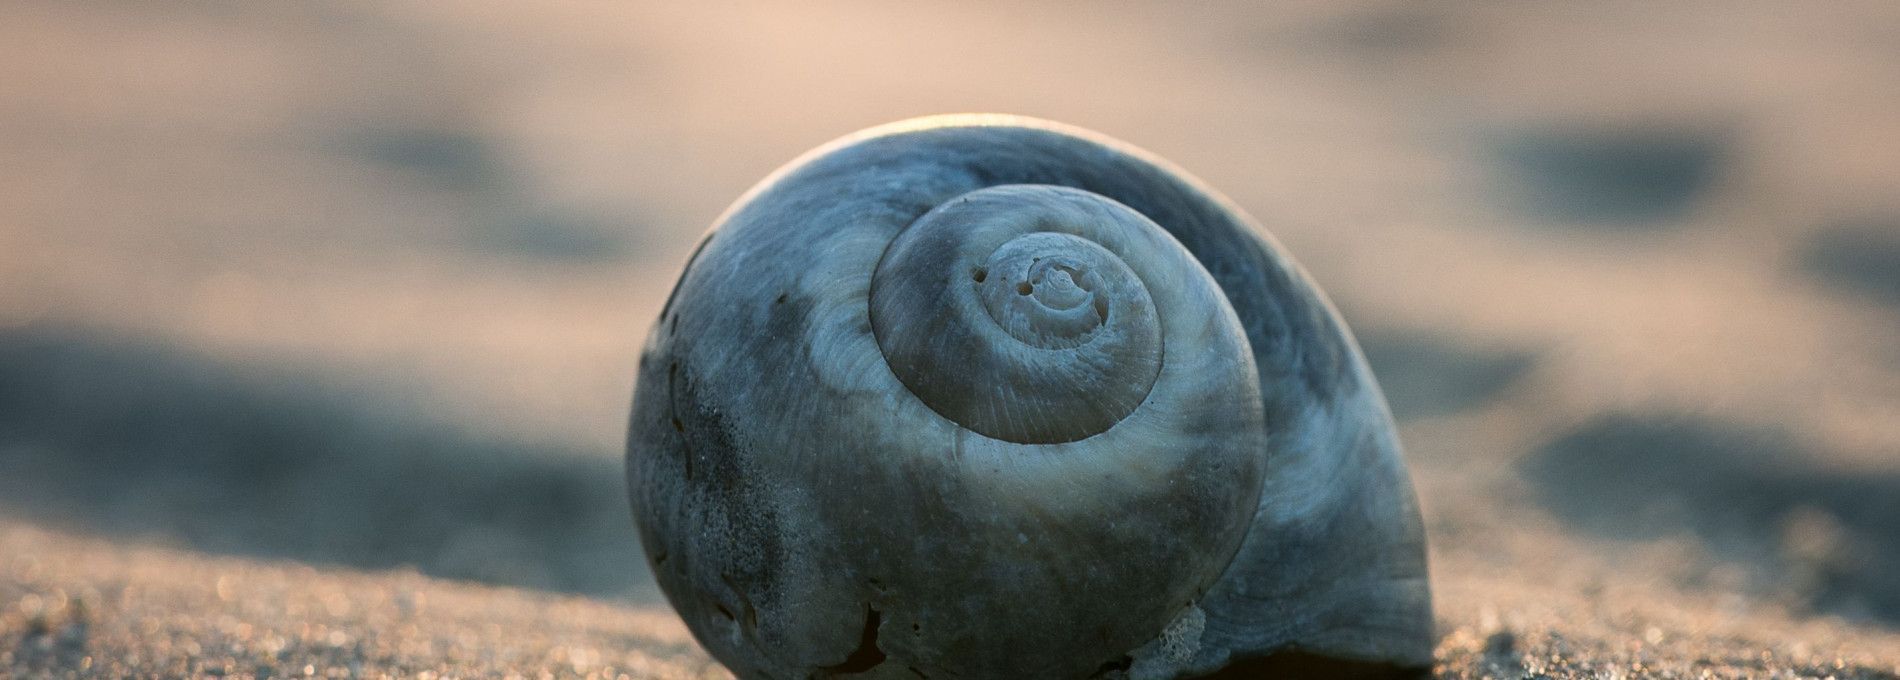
[627,115,1431,680]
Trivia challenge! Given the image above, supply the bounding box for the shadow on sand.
[1522,413,1900,626]
[343,126,638,263]
[1492,124,1729,226]
[0,324,647,598]
[1800,217,1900,310]
[1356,331,1536,421]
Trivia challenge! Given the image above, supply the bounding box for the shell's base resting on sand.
[627,115,1432,679]
[1193,652,1426,679]
[7,520,1900,679]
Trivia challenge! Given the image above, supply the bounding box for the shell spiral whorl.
[628,116,1434,680]
[871,185,1169,444]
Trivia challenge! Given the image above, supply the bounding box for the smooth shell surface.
[627,115,1431,680]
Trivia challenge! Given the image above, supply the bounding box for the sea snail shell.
[627,115,1432,679]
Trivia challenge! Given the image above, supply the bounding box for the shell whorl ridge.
[628,115,1433,680]
[871,185,1172,444]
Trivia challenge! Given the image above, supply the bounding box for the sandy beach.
[4,1,1899,676]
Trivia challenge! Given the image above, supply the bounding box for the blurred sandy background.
[3,1,1899,677]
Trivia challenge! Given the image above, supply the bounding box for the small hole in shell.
[972,267,987,283]
[1016,281,1033,296]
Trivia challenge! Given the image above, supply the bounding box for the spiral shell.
[627,115,1431,679]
